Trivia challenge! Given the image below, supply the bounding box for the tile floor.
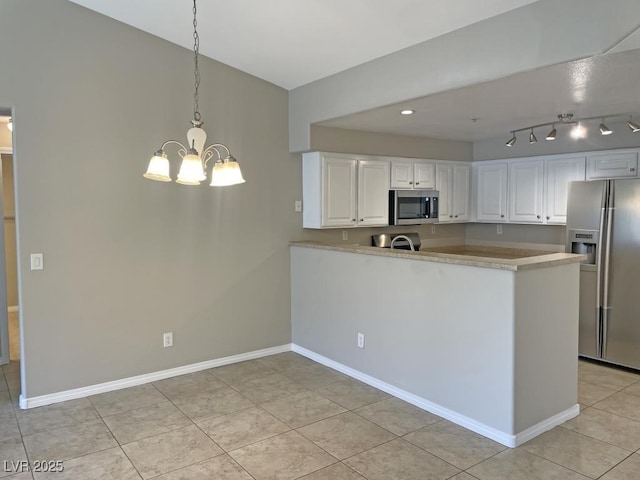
[1,353,639,479]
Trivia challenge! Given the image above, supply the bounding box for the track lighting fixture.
[628,116,640,133]
[545,125,556,141]
[505,113,639,147]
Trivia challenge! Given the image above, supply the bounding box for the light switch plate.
[294,200,302,212]
[30,253,44,270]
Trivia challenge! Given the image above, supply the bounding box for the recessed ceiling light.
[400,109,415,115]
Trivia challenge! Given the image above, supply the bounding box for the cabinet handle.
[360,218,364,222]
[409,181,414,184]
[351,219,356,222]
[415,182,420,185]
[536,215,541,219]
[500,214,505,218]
[449,215,453,218]
[631,168,636,172]
[546,216,550,220]
[455,215,458,218]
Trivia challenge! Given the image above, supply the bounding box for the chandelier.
[144,0,245,186]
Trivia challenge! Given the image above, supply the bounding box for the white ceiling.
[67,0,537,90]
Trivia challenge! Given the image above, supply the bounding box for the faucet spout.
[390,235,415,251]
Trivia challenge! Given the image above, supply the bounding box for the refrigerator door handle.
[602,182,614,358]
[596,203,606,356]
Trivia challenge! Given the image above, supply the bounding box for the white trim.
[7,306,18,313]
[19,344,291,409]
[0,147,12,155]
[291,344,579,448]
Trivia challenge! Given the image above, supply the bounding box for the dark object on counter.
[372,233,421,251]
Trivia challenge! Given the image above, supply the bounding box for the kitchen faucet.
[390,234,415,251]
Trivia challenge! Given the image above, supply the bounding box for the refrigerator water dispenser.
[568,229,598,266]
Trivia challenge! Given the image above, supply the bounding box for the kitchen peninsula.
[290,242,585,447]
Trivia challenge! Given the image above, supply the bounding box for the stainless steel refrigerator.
[566,179,640,370]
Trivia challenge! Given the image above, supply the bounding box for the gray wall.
[311,126,472,161]
[0,0,302,397]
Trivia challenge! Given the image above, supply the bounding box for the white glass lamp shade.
[143,153,171,182]
[210,157,245,186]
[176,153,206,185]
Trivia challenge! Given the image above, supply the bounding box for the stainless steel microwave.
[389,189,439,225]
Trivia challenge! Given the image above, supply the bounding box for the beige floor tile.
[298,411,396,460]
[355,397,441,436]
[578,362,639,390]
[2,360,20,374]
[599,453,640,480]
[153,371,226,398]
[578,381,617,406]
[593,391,640,422]
[232,373,308,404]
[196,406,289,451]
[467,448,591,480]
[562,407,640,450]
[22,419,117,462]
[4,371,19,396]
[102,401,191,444]
[230,431,336,480]
[257,352,317,372]
[3,473,31,480]
[405,420,506,470]
[170,385,254,420]
[0,414,21,441]
[32,447,141,480]
[89,384,166,417]
[449,473,480,480]
[0,392,14,417]
[261,391,346,428]
[0,376,7,394]
[344,437,459,480]
[298,463,365,480]
[0,437,27,479]
[521,426,631,478]
[314,378,390,410]
[122,424,222,479]
[281,364,348,389]
[152,455,253,480]
[622,381,640,397]
[15,398,99,435]
[210,360,276,386]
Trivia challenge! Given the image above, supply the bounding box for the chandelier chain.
[192,0,201,122]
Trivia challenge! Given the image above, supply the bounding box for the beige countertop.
[290,241,586,271]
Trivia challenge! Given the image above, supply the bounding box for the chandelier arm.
[206,143,232,158]
[202,148,220,168]
[160,140,189,158]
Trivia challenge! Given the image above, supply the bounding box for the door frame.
[0,146,12,365]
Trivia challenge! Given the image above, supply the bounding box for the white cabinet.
[509,159,544,223]
[357,160,390,226]
[475,162,508,222]
[390,159,435,189]
[544,156,586,224]
[436,163,470,222]
[586,151,638,179]
[302,152,389,229]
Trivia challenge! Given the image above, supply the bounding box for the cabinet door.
[586,151,638,179]
[452,164,470,221]
[414,162,436,189]
[476,163,508,222]
[545,156,586,224]
[436,164,453,222]
[390,161,414,189]
[509,159,544,223]
[358,161,390,226]
[322,157,357,227]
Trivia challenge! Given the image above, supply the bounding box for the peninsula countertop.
[290,241,586,271]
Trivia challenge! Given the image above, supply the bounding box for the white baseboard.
[291,344,578,448]
[7,305,18,313]
[19,344,292,409]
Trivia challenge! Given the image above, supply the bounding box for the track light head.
[599,119,612,135]
[571,122,587,139]
[529,129,537,144]
[506,134,516,147]
[628,116,640,132]
[545,125,556,141]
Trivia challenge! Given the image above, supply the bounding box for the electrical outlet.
[342,230,348,241]
[163,332,173,348]
[357,332,365,349]
[497,225,503,235]
[294,200,302,212]
[431,225,436,234]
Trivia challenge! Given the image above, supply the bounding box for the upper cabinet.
[475,162,508,222]
[390,159,436,189]
[303,152,389,229]
[586,151,638,179]
[509,159,545,223]
[545,156,586,224]
[436,163,470,223]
